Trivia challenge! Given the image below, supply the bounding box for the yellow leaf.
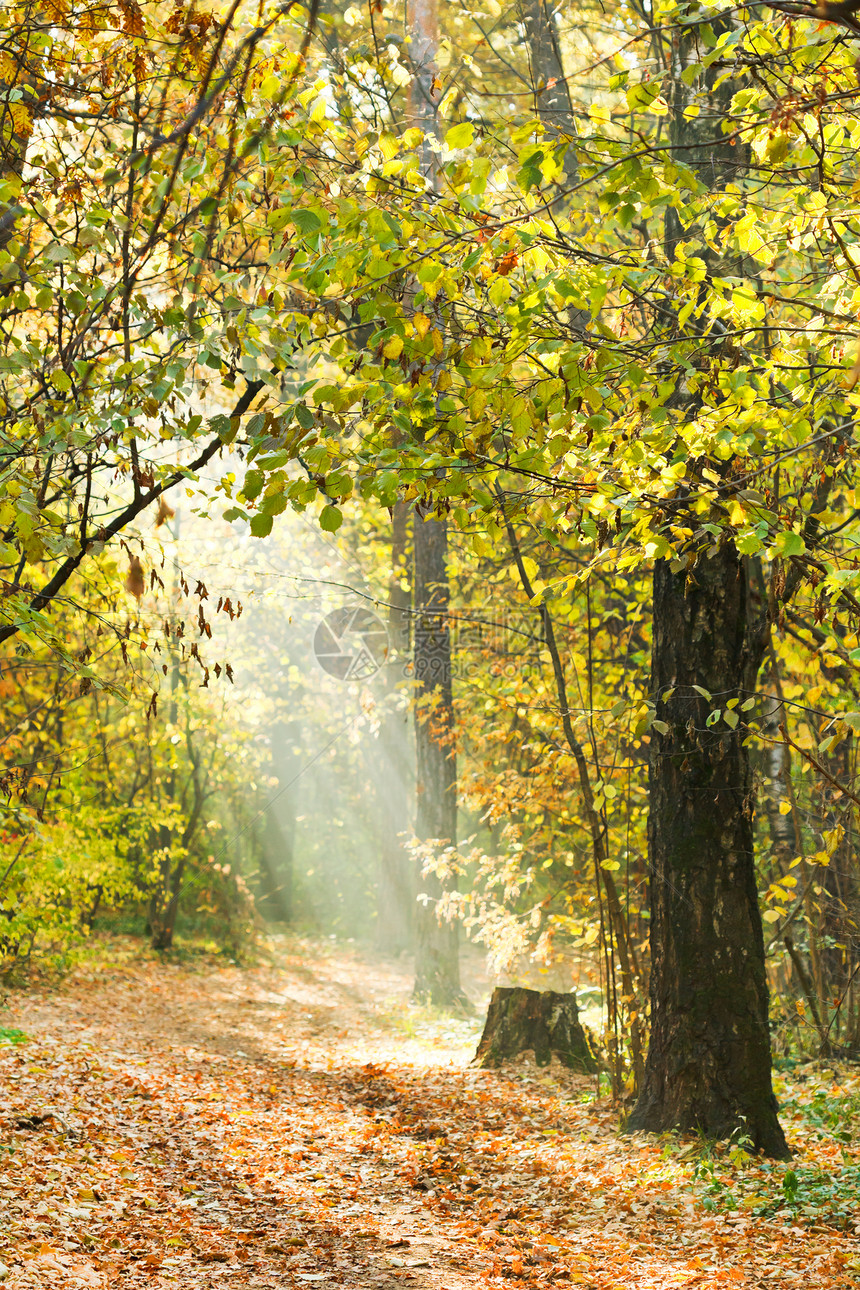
[379,132,398,161]
[382,336,403,360]
[8,103,30,137]
[468,389,487,419]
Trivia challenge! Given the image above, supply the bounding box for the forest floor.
[1,935,858,1290]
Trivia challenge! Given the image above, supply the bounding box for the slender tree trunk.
[412,513,462,1004]
[150,543,185,951]
[150,856,186,951]
[520,0,589,334]
[761,695,797,861]
[502,506,644,1085]
[407,0,462,1005]
[628,553,788,1156]
[1,36,34,263]
[821,735,858,1004]
[520,0,575,179]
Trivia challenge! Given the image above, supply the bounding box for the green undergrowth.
[2,928,256,989]
[0,1027,28,1046]
[689,1066,860,1231]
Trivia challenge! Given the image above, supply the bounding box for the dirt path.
[1,938,856,1290]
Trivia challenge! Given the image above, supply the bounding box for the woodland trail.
[0,937,857,1290]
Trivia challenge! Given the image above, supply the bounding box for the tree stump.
[474,987,597,1072]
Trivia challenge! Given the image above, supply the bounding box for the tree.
[413,511,462,1002]
[9,0,860,1135]
[0,1,316,669]
[628,551,787,1153]
[624,13,788,1154]
[406,0,463,1005]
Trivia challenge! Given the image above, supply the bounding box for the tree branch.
[0,379,264,648]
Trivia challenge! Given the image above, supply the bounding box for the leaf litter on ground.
[0,934,858,1290]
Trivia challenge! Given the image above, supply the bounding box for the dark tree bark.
[475,987,597,1072]
[627,551,788,1157]
[625,10,788,1157]
[412,513,462,1005]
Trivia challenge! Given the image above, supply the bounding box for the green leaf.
[736,530,764,556]
[773,530,806,559]
[291,208,322,235]
[319,504,343,532]
[250,513,273,537]
[242,470,264,501]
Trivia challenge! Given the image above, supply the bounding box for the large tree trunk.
[627,10,788,1157]
[627,551,788,1156]
[412,513,462,1004]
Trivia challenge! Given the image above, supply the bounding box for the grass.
[0,1026,28,1046]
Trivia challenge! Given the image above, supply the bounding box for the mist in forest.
[168,497,417,950]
